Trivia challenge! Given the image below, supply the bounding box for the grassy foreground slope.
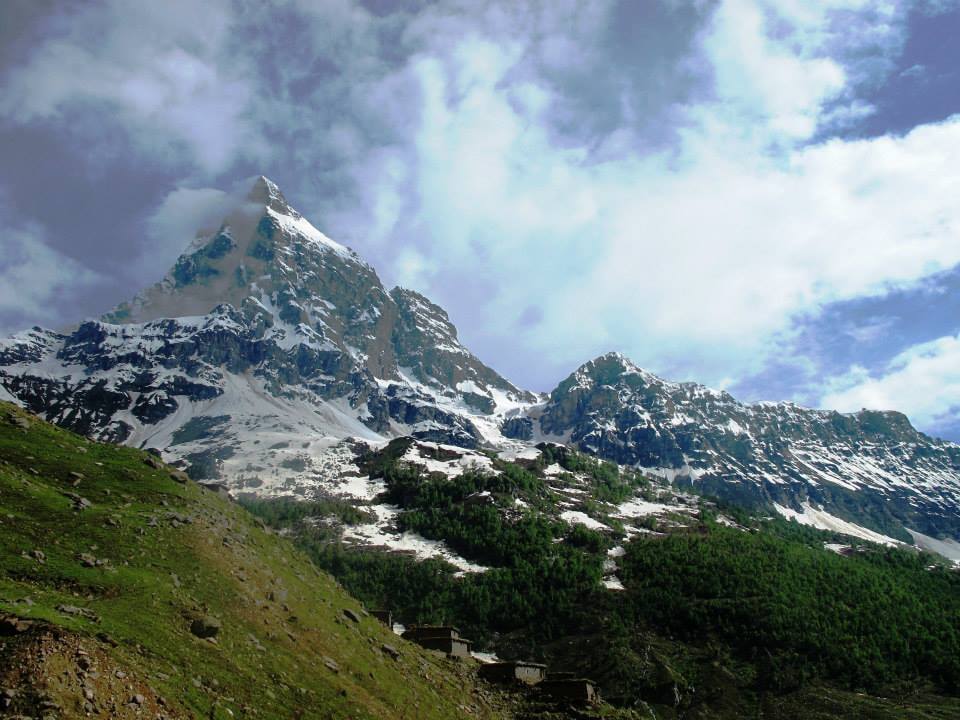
[0,402,514,719]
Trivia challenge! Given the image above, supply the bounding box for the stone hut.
[401,626,472,657]
[540,677,598,704]
[479,661,547,685]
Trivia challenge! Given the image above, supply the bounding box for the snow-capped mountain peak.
[247,174,293,214]
[0,177,536,492]
[106,176,361,326]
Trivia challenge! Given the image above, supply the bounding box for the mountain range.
[1,176,958,558]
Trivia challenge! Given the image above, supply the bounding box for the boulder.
[56,604,100,622]
[190,616,221,639]
[169,469,190,484]
[0,615,33,634]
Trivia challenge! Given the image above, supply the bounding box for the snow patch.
[907,529,960,566]
[824,543,852,555]
[0,384,18,404]
[616,498,690,519]
[265,206,353,258]
[773,502,901,547]
[499,446,541,461]
[560,510,608,531]
[400,443,496,478]
[343,504,488,574]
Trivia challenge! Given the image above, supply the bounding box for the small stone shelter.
[540,677,598,704]
[479,661,547,685]
[401,626,472,657]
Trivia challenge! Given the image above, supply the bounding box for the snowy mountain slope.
[535,352,960,541]
[0,177,536,492]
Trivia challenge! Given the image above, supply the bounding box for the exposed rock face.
[0,177,534,486]
[390,288,528,408]
[500,417,534,441]
[538,353,960,539]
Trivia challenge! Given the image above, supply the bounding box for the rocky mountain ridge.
[1,177,958,551]
[539,352,960,542]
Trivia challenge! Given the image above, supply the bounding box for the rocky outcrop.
[390,288,533,406]
[501,417,534,441]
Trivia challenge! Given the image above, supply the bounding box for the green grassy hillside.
[244,440,960,719]
[0,402,523,719]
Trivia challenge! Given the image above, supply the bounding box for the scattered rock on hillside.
[167,512,191,527]
[9,415,31,430]
[56,605,100,622]
[0,615,33,634]
[190,616,221,639]
[63,492,92,511]
[169,469,190,484]
[0,627,169,719]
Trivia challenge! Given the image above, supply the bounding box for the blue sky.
[0,0,959,441]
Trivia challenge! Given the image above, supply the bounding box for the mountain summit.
[246,174,300,214]
[0,178,535,490]
[101,175,531,397]
[105,175,360,326]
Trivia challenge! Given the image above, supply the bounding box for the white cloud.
[0,216,101,334]
[140,177,280,284]
[0,0,257,173]
[821,335,960,430]
[699,0,847,141]
[140,186,233,280]
[842,316,897,344]
[344,0,960,388]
